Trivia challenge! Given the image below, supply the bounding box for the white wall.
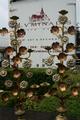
[0,0,10,48]
[0,0,8,28]
[76,0,80,28]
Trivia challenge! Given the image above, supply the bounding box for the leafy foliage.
[0,68,80,117]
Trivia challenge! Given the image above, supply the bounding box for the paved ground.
[0,108,79,120]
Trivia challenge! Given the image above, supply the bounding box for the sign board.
[10,0,76,68]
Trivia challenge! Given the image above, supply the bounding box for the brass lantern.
[72,87,79,96]
[5,46,14,56]
[1,93,9,102]
[58,53,67,63]
[19,46,27,55]
[13,70,21,79]
[50,26,59,35]
[13,56,22,65]
[58,82,67,92]
[56,114,67,120]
